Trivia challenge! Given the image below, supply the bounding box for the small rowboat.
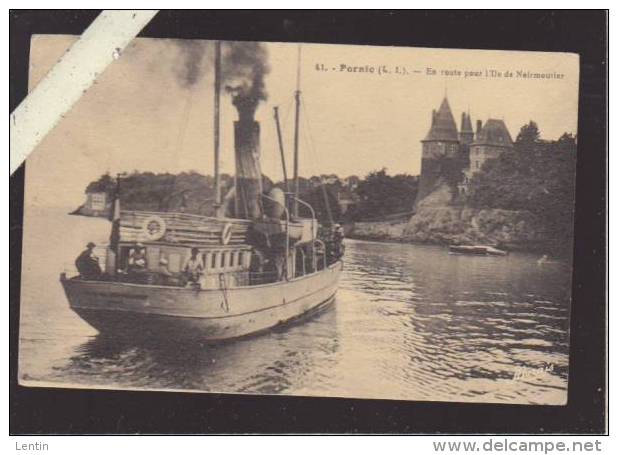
[448,245,508,256]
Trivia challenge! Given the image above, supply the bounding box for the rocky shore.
[348,205,549,252]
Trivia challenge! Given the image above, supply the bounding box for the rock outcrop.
[349,205,547,251]
[349,219,409,242]
[404,206,544,249]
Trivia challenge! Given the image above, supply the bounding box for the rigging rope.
[166,91,197,211]
[176,90,195,171]
[280,95,294,136]
[273,95,295,189]
[278,95,294,185]
[300,94,335,225]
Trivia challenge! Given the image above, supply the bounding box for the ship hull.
[61,261,342,341]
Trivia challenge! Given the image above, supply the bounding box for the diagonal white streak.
[9,10,159,175]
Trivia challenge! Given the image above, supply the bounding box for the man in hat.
[75,242,102,280]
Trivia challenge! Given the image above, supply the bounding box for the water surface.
[19,207,571,404]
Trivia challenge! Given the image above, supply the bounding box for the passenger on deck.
[273,254,286,280]
[156,257,176,286]
[250,249,265,274]
[128,243,147,273]
[183,247,204,284]
[75,242,102,280]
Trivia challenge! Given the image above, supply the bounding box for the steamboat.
[60,43,343,341]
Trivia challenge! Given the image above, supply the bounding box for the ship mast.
[292,45,301,217]
[274,106,290,192]
[213,40,222,218]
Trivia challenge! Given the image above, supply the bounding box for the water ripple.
[18,211,572,404]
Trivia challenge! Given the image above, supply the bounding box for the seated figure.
[75,242,102,280]
[182,247,204,285]
[128,243,147,273]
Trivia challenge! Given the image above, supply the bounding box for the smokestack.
[233,104,263,220]
[432,109,437,126]
[224,42,270,220]
[476,119,483,135]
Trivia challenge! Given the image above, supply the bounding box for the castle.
[415,96,514,207]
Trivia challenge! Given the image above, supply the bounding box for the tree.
[85,173,115,195]
[515,121,541,151]
[467,122,577,254]
[302,185,342,224]
[353,168,419,220]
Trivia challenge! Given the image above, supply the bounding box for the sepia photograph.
[16,25,582,409]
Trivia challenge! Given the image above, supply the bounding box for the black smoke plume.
[223,41,270,122]
[173,40,270,120]
[174,40,210,89]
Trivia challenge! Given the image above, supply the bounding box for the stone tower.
[415,97,460,206]
[468,119,514,174]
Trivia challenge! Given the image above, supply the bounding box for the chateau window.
[475,161,480,169]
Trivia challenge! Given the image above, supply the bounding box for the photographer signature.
[511,363,555,381]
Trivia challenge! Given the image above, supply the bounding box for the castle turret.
[415,97,460,206]
[459,112,474,146]
[468,118,513,174]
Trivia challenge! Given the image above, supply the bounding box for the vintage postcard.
[18,35,579,405]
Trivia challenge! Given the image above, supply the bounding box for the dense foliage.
[86,169,419,223]
[85,122,575,253]
[349,169,419,221]
[86,171,233,215]
[466,122,577,254]
[301,185,343,223]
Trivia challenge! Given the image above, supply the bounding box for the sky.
[24,36,579,208]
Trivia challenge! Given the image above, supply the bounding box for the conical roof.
[473,119,513,147]
[461,112,473,133]
[424,97,459,142]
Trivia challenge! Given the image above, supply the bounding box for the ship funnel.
[233,112,263,220]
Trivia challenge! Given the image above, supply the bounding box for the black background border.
[9,10,607,434]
